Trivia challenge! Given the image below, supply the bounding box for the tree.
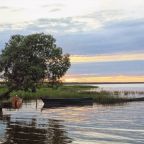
[0,33,71,98]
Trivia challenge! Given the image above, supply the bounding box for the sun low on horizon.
[0,0,144,83]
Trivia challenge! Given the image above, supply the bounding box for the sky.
[0,0,144,82]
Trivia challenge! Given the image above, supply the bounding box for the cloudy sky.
[0,0,144,82]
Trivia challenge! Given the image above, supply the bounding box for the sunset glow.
[70,53,144,63]
[63,75,144,83]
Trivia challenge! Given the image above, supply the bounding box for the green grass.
[10,85,98,99]
[0,85,130,104]
[0,86,8,94]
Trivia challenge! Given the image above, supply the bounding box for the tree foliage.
[0,33,70,97]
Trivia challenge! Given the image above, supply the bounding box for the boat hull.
[41,97,93,108]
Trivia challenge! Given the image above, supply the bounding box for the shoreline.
[0,85,144,105]
[64,82,144,85]
[1,82,144,85]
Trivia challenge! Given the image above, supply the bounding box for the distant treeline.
[63,82,144,84]
[0,81,144,85]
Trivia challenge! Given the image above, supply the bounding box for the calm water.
[0,84,144,144]
[95,83,144,92]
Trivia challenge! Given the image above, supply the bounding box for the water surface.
[93,83,144,91]
[0,84,144,144]
[0,99,144,144]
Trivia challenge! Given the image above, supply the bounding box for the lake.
[0,84,144,144]
[95,83,144,92]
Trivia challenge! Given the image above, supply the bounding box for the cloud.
[41,3,64,11]
[73,10,126,29]
[57,18,144,55]
[49,8,61,12]
[17,17,87,35]
[1,18,144,56]
[41,3,64,13]
[0,16,87,34]
[1,17,144,55]
[0,0,144,30]
[68,61,144,76]
[0,6,10,9]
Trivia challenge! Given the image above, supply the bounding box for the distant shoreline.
[64,82,144,84]
[0,81,144,85]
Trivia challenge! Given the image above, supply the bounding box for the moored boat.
[0,96,23,109]
[12,96,23,108]
[41,97,93,108]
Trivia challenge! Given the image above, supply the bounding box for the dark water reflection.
[2,119,71,144]
[0,102,72,144]
[0,100,144,144]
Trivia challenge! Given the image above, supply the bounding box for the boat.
[0,96,23,109]
[41,97,93,108]
[12,96,23,108]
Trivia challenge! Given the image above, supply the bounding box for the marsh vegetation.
[1,84,143,105]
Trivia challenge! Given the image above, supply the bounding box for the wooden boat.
[12,96,23,108]
[41,97,93,108]
[0,96,23,109]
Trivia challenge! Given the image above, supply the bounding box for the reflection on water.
[0,103,72,144]
[2,119,71,144]
[0,99,144,144]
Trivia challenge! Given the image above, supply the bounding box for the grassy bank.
[0,85,130,104]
